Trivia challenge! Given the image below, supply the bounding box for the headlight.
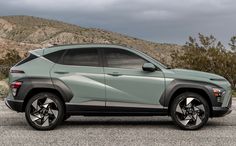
[212,88,225,103]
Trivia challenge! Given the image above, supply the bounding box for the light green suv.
[5,44,232,130]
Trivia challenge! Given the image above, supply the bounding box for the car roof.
[48,43,129,50]
[43,43,135,55]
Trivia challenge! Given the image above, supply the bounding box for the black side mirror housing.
[142,63,156,72]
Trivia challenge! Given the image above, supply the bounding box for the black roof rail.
[47,43,130,48]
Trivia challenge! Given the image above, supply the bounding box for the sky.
[0,0,235,46]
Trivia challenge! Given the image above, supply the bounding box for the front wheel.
[170,92,210,130]
[25,92,64,130]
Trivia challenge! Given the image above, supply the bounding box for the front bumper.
[212,96,232,117]
[5,96,24,112]
[212,107,232,117]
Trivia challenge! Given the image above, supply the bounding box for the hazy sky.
[0,0,235,46]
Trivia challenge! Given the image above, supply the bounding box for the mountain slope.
[0,15,182,64]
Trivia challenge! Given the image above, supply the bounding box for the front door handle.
[54,71,69,74]
[107,72,122,76]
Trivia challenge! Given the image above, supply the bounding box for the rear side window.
[16,53,38,66]
[105,49,148,69]
[44,50,65,63]
[62,48,100,67]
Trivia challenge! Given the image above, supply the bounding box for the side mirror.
[142,63,156,72]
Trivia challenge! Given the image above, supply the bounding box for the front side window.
[105,49,148,69]
[62,48,100,67]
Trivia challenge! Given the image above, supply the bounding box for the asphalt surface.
[0,100,236,146]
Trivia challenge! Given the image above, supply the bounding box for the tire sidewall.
[25,92,64,130]
[170,92,210,130]
[63,115,71,121]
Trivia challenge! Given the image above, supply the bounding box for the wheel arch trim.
[160,79,221,108]
[15,77,73,107]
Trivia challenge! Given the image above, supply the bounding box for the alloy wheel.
[175,97,206,127]
[29,97,59,127]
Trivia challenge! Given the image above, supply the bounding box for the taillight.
[10,81,22,97]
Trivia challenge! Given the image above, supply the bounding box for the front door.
[103,48,165,108]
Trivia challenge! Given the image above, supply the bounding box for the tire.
[63,115,71,121]
[25,92,64,130]
[170,92,210,130]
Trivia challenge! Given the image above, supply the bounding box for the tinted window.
[44,50,65,63]
[16,53,38,66]
[105,49,147,69]
[62,48,100,66]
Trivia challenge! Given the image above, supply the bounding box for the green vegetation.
[229,36,236,51]
[233,90,236,98]
[0,49,22,80]
[171,33,236,89]
[0,78,9,99]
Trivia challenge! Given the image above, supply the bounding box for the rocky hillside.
[0,15,182,64]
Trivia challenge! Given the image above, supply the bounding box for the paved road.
[0,100,236,146]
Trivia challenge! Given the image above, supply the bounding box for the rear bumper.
[5,97,24,112]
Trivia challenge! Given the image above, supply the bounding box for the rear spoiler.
[29,48,45,56]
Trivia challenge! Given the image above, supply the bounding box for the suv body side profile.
[5,44,232,130]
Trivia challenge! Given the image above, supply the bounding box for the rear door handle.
[54,71,69,74]
[107,72,122,76]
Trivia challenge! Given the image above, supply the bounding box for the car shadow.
[63,120,174,126]
[60,116,177,129]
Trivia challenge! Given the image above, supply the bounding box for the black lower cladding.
[66,104,168,116]
[5,97,231,117]
[212,96,232,117]
[212,107,232,117]
[5,98,24,112]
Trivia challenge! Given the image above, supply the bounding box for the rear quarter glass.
[44,50,65,63]
[15,53,38,66]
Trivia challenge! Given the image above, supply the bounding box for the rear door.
[103,48,165,108]
[50,48,106,106]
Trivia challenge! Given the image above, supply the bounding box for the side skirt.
[65,104,168,116]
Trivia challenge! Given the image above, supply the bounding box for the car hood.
[168,68,226,81]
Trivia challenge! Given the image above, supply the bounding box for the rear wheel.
[170,92,210,130]
[25,92,64,130]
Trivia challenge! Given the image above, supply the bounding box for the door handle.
[54,71,69,74]
[107,72,122,76]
